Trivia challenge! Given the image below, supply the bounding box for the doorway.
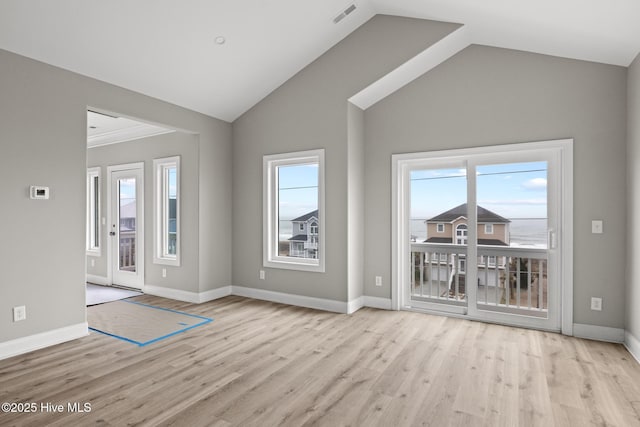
[392,139,573,333]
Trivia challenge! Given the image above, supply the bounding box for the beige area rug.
[87,300,212,346]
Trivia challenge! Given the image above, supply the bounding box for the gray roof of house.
[291,209,318,222]
[427,203,510,223]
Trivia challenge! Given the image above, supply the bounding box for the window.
[154,156,180,266]
[436,223,445,233]
[87,167,101,255]
[263,149,325,272]
[299,223,304,231]
[485,223,494,234]
[456,224,468,245]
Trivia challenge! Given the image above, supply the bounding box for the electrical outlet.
[592,220,603,234]
[259,270,266,280]
[162,268,167,278]
[375,276,382,287]
[590,297,602,311]
[13,306,26,322]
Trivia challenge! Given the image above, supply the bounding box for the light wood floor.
[1,295,640,426]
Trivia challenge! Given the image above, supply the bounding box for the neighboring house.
[425,203,510,246]
[424,203,511,289]
[289,209,319,259]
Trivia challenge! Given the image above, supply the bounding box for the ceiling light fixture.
[333,3,356,24]
[215,36,226,45]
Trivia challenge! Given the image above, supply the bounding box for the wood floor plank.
[1,295,640,426]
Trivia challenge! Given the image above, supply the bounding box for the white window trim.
[263,149,325,272]
[87,167,101,256]
[485,223,494,234]
[153,156,180,266]
[436,223,445,233]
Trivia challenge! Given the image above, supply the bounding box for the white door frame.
[392,139,573,335]
[107,162,145,290]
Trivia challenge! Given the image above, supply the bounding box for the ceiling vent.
[333,4,356,24]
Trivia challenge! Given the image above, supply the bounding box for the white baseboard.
[347,297,364,314]
[363,296,392,310]
[624,331,640,365]
[573,323,624,343]
[0,323,88,361]
[232,286,348,313]
[199,286,233,303]
[143,284,232,304]
[86,274,109,286]
[144,284,201,303]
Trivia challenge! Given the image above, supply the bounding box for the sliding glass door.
[395,140,572,332]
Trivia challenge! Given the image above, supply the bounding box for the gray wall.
[87,132,200,293]
[232,15,459,302]
[627,53,640,341]
[0,48,231,343]
[364,45,627,329]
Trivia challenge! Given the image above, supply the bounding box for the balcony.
[410,242,547,316]
[304,242,318,250]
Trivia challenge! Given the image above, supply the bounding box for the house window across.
[154,156,180,266]
[436,223,444,233]
[456,224,468,245]
[87,167,101,256]
[485,223,494,234]
[263,149,325,272]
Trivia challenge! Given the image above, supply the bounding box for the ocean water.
[280,219,548,247]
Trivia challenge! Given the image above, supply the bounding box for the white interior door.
[394,140,573,333]
[109,165,144,290]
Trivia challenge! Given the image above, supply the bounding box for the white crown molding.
[88,124,174,148]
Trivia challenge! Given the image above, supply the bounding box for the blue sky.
[278,163,319,221]
[410,161,548,220]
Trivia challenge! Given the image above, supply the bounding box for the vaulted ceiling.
[1,1,639,122]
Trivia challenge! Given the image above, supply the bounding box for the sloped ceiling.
[0,0,638,122]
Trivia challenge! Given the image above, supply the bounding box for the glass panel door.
[469,153,560,331]
[110,166,144,290]
[475,162,548,314]
[409,166,468,314]
[118,177,137,272]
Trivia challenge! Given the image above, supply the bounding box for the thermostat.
[30,186,50,200]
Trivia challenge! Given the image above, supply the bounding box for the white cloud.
[522,178,547,190]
